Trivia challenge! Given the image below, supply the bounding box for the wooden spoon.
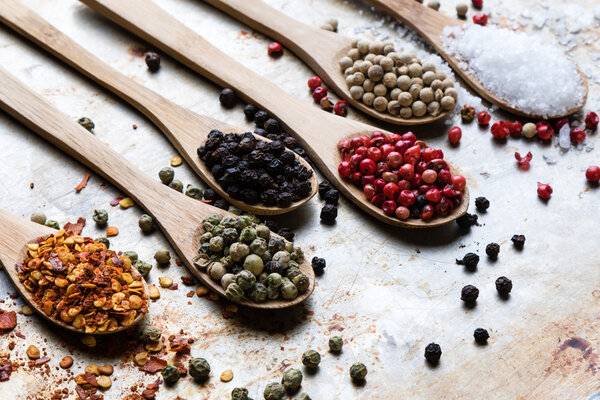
[362,0,588,119]
[0,66,314,309]
[0,209,148,334]
[199,0,451,126]
[0,0,317,216]
[80,0,469,228]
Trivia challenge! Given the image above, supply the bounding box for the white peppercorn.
[436,70,448,81]
[373,55,384,65]
[387,100,400,115]
[422,61,436,72]
[398,92,413,107]
[320,23,334,31]
[325,18,338,30]
[367,65,384,82]
[411,77,424,86]
[364,53,375,63]
[373,97,388,112]
[441,78,454,89]
[456,2,468,18]
[409,84,423,101]
[408,63,423,77]
[390,88,401,100]
[431,79,443,92]
[445,88,458,101]
[419,87,434,103]
[363,79,375,92]
[344,67,354,77]
[357,40,369,55]
[369,41,384,54]
[380,57,394,72]
[396,75,411,90]
[362,92,375,106]
[440,96,456,111]
[400,107,413,119]
[350,86,364,100]
[412,101,427,117]
[348,48,360,61]
[422,70,436,85]
[522,122,537,138]
[345,75,354,86]
[30,212,46,225]
[397,52,413,64]
[339,56,353,70]
[397,65,409,75]
[358,61,371,75]
[427,101,441,116]
[373,84,387,97]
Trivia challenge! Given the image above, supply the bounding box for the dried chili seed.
[511,234,525,249]
[145,52,161,72]
[220,370,234,382]
[495,276,512,297]
[456,213,478,229]
[59,356,73,369]
[424,343,442,365]
[461,285,479,304]
[456,253,479,270]
[485,242,500,259]
[26,345,40,360]
[473,328,489,344]
[474,196,489,212]
[98,365,114,376]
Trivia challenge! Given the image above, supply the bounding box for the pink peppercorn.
[373,178,386,193]
[367,147,383,162]
[371,193,385,207]
[536,121,554,140]
[312,86,328,102]
[420,205,435,220]
[338,161,352,178]
[382,200,397,215]
[477,111,491,125]
[514,151,532,166]
[585,112,599,130]
[402,132,417,144]
[506,121,523,138]
[586,166,600,183]
[395,206,410,220]
[473,13,488,26]
[359,158,376,175]
[363,184,376,200]
[554,118,569,131]
[362,175,375,186]
[448,126,462,145]
[491,121,510,139]
[443,184,456,198]
[425,188,442,203]
[380,144,394,159]
[403,145,421,165]
[570,127,586,144]
[398,190,416,207]
[421,148,438,162]
[307,76,322,91]
[537,182,552,200]
[334,101,348,117]
[422,169,438,184]
[437,169,451,185]
[387,151,403,168]
[267,42,283,57]
[383,182,399,200]
[472,0,483,9]
[452,175,467,191]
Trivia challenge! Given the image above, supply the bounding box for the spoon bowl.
[80,0,471,228]
[0,0,317,216]
[0,66,314,309]
[0,209,148,334]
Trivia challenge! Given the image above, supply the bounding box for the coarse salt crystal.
[442,25,585,117]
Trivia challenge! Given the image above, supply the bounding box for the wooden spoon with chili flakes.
[0,209,148,334]
[0,67,315,310]
[0,0,317,217]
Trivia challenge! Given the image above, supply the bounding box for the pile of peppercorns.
[337,131,466,221]
[197,130,313,207]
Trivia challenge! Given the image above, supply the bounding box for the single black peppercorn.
[213,199,229,210]
[324,189,339,205]
[495,276,512,297]
[203,188,219,201]
[255,111,269,127]
[264,220,280,233]
[475,196,490,212]
[320,204,338,224]
[485,242,500,259]
[456,252,479,270]
[473,328,489,345]
[264,119,281,134]
[318,180,332,198]
[511,234,525,249]
[219,88,237,108]
[244,104,258,120]
[277,228,295,242]
[145,51,161,72]
[461,284,479,304]
[456,213,478,229]
[311,257,326,275]
[424,343,442,365]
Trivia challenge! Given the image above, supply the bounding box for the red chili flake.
[74,173,90,193]
[110,196,123,207]
[180,275,195,285]
[140,357,167,374]
[0,310,17,331]
[186,291,194,298]
[514,151,532,166]
[267,42,283,57]
[35,356,50,365]
[14,331,25,339]
[63,217,86,235]
[75,385,87,399]
[168,283,178,291]
[168,336,191,354]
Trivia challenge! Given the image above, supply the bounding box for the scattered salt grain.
[442,25,586,117]
[557,125,571,151]
[543,153,558,165]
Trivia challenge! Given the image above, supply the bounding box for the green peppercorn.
[268,238,286,253]
[240,226,257,244]
[169,179,183,192]
[138,214,154,233]
[301,350,321,369]
[192,254,210,270]
[281,368,302,392]
[221,216,237,229]
[280,278,298,300]
[292,274,309,293]
[92,209,108,226]
[138,325,162,342]
[161,364,180,384]
[230,242,250,262]
[189,357,210,380]
[329,336,343,353]
[158,167,174,184]
[134,260,152,277]
[203,214,221,226]
[225,283,244,301]
[290,247,305,262]
[228,206,242,215]
[95,237,110,248]
[154,249,171,265]
[266,273,283,288]
[263,382,285,400]
[78,117,95,132]
[209,236,225,253]
[30,212,46,225]
[231,387,249,400]
[349,362,367,381]
[236,270,256,291]
[185,185,203,200]
[250,238,268,256]
[123,251,138,264]
[45,220,60,230]
[255,224,270,240]
[208,262,227,280]
[272,251,290,268]
[200,232,213,244]
[243,254,264,276]
[248,283,268,302]
[221,273,236,290]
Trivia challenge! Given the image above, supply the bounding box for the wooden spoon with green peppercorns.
[0,0,317,217]
[0,66,314,310]
[79,0,469,228]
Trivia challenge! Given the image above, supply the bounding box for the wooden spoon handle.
[0,66,177,222]
[0,209,54,269]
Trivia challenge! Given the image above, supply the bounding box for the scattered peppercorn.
[461,105,475,122]
[586,166,600,183]
[243,104,258,120]
[30,212,46,225]
[511,234,525,249]
[93,209,108,226]
[281,368,303,392]
[461,284,479,304]
[448,126,462,145]
[474,196,489,212]
[264,382,285,400]
[145,52,161,72]
[349,362,367,382]
[473,328,489,345]
[537,182,553,200]
[329,335,343,353]
[231,387,249,400]
[495,276,513,297]
[585,112,599,130]
[169,179,184,192]
[318,180,332,198]
[424,343,442,365]
[485,242,500,259]
[320,204,338,224]
[456,213,478,229]
[139,214,154,233]
[477,111,491,125]
[267,42,284,57]
[78,117,95,132]
[324,189,339,205]
[311,257,326,275]
[154,249,171,265]
[219,88,237,109]
[302,350,321,369]
[456,252,479,270]
[161,364,180,384]
[334,100,348,117]
[158,167,174,185]
[472,13,488,26]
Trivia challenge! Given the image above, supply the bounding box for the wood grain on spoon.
[363,0,588,119]
[0,0,317,216]
[0,66,314,309]
[201,0,452,126]
[80,0,469,228]
[0,209,148,334]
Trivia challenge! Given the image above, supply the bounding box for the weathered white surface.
[0,0,599,399]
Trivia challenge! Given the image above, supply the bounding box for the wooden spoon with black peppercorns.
[80,0,469,228]
[0,66,314,310]
[0,0,317,217]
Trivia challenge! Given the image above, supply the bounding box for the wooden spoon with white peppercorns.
[200,0,455,126]
[80,0,469,228]
[0,67,314,309]
[0,0,317,216]
[0,209,148,334]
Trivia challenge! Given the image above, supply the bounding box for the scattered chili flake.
[514,151,532,166]
[35,356,50,365]
[0,310,17,331]
[186,290,194,298]
[106,226,119,236]
[168,283,178,291]
[168,336,191,354]
[180,275,195,285]
[75,173,91,193]
[64,217,87,235]
[119,198,135,208]
[110,196,123,207]
[170,156,183,167]
[140,357,167,374]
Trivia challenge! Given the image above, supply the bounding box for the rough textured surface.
[0,0,599,399]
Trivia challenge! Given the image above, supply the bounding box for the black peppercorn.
[456,252,479,270]
[264,260,283,275]
[475,196,490,212]
[254,111,269,127]
[276,192,293,208]
[244,104,258,120]
[240,189,259,204]
[254,128,268,138]
[461,285,479,304]
[424,343,442,365]
[226,183,241,199]
[311,257,326,275]
[473,328,489,345]
[203,188,219,201]
[456,213,478,229]
[318,180,332,199]
[261,189,278,206]
[324,189,339,205]
[145,51,161,72]
[213,199,229,210]
[511,234,525,249]
[264,119,281,134]
[495,276,512,297]
[485,242,500,259]
[277,228,295,242]
[282,136,298,149]
[219,88,237,108]
[320,204,338,224]
[264,220,280,233]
